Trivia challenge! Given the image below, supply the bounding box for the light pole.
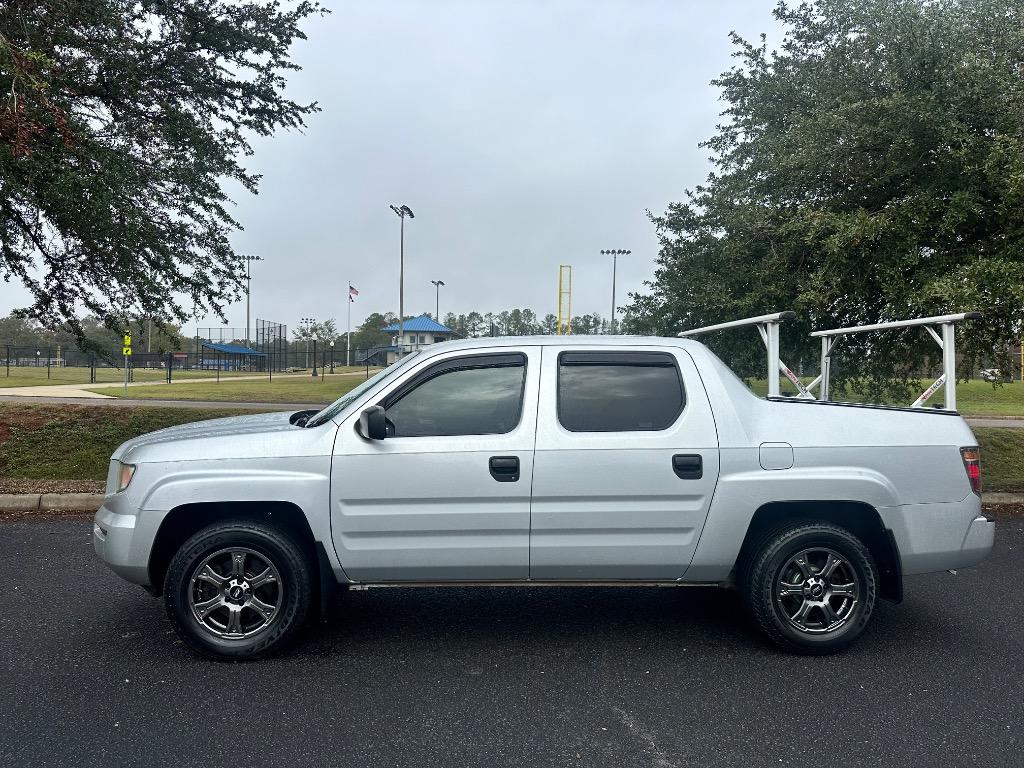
[600,249,630,334]
[301,316,315,370]
[389,204,415,357]
[329,340,335,374]
[430,279,445,321]
[242,255,264,347]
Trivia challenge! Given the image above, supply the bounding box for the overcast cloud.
[0,0,781,335]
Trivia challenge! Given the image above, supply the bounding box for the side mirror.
[358,405,387,440]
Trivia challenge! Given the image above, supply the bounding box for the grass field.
[0,404,249,485]
[748,378,1024,417]
[0,365,262,388]
[0,365,373,389]
[2,403,1022,493]
[88,371,370,403]
[82,369,1024,413]
[971,428,1024,492]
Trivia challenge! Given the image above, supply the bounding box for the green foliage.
[0,312,182,354]
[972,428,1024,492]
[624,0,1024,397]
[293,318,339,343]
[351,312,396,350]
[441,308,607,337]
[0,404,249,479]
[0,0,326,346]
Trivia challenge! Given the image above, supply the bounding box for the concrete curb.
[0,493,104,512]
[978,492,1024,505]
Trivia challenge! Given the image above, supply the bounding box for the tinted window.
[557,352,685,432]
[385,354,526,437]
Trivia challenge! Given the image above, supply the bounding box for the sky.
[1,0,783,336]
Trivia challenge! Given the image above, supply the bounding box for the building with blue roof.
[377,314,456,362]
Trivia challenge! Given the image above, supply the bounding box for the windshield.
[304,351,422,428]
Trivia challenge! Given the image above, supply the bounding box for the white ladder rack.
[678,310,982,410]
[810,312,982,411]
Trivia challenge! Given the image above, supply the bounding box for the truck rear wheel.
[746,522,877,654]
[164,520,313,660]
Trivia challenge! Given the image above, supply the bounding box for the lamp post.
[242,255,264,347]
[329,340,335,374]
[389,204,415,357]
[600,249,631,334]
[430,279,445,321]
[301,316,315,371]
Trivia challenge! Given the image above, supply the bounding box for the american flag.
[349,284,359,302]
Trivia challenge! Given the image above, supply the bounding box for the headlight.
[117,462,136,492]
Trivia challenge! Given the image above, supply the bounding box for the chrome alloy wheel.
[775,547,860,635]
[188,547,283,640]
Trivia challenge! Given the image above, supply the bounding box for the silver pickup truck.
[93,335,993,659]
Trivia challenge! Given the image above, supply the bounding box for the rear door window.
[557,351,685,432]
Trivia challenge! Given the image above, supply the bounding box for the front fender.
[137,457,342,578]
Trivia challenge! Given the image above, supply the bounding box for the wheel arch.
[734,500,902,602]
[148,501,319,598]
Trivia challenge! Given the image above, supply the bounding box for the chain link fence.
[0,342,399,385]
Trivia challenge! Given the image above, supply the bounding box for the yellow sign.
[123,333,132,346]
[122,346,132,356]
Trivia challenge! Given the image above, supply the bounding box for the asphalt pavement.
[1,515,1021,768]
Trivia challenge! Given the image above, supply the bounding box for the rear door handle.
[672,454,703,479]
[489,456,520,482]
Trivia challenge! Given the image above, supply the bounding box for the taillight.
[960,447,981,495]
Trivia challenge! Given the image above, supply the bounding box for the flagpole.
[346,282,352,367]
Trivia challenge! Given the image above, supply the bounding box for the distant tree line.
[440,310,608,339]
[1,306,612,359]
[334,309,609,351]
[301,309,612,354]
[0,314,183,354]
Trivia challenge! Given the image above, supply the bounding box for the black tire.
[745,522,877,655]
[164,519,313,660]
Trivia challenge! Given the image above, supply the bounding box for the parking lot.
[1,513,1021,768]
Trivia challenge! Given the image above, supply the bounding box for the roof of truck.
[422,335,702,352]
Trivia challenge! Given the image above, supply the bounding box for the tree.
[465,312,485,338]
[0,0,326,346]
[624,0,1024,394]
[570,313,605,335]
[292,318,337,344]
[350,312,393,351]
[0,312,182,352]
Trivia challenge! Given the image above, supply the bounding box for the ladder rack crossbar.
[678,311,796,337]
[810,312,981,338]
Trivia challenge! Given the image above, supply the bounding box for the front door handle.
[672,454,703,480]
[489,456,520,482]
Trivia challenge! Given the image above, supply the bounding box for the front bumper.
[94,503,151,586]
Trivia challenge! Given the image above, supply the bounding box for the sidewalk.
[0,369,377,400]
[0,371,314,399]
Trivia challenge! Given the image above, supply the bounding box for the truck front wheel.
[164,520,313,660]
[746,522,878,654]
